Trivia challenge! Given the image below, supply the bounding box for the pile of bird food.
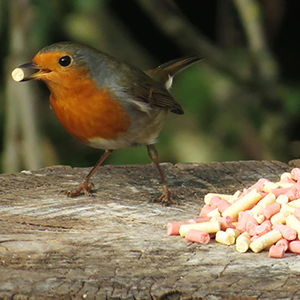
[168,168,300,258]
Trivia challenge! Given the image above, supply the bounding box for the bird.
[12,41,201,205]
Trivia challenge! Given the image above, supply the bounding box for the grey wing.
[124,75,184,115]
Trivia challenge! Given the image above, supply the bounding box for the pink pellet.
[269,187,291,198]
[260,192,268,199]
[262,202,281,219]
[210,196,222,209]
[199,205,214,218]
[219,216,236,231]
[248,178,270,192]
[216,199,231,213]
[281,177,296,184]
[294,208,300,221]
[187,217,212,224]
[285,182,300,201]
[185,229,211,244]
[289,241,300,253]
[236,211,251,233]
[255,220,272,236]
[276,239,289,251]
[291,168,300,181]
[246,217,258,236]
[269,245,285,258]
[272,223,297,241]
[167,222,188,236]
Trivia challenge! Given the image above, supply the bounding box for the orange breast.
[48,80,131,145]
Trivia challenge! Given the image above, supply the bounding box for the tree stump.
[0,160,299,299]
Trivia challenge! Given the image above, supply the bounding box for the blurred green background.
[0,0,299,173]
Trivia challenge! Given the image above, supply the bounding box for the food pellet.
[250,230,282,253]
[262,202,281,219]
[209,196,222,208]
[275,239,289,251]
[291,168,300,181]
[236,211,251,232]
[204,193,233,205]
[226,228,240,239]
[199,205,214,217]
[270,212,286,225]
[179,220,221,238]
[167,222,189,236]
[276,195,289,205]
[289,200,300,208]
[206,208,221,218]
[167,167,300,259]
[281,172,292,181]
[251,212,265,224]
[269,245,285,258]
[254,193,276,211]
[216,199,231,212]
[289,240,300,253]
[236,232,251,253]
[219,216,235,231]
[272,223,297,241]
[281,203,295,217]
[249,178,270,192]
[294,207,300,220]
[255,220,272,236]
[246,217,258,236]
[185,229,210,244]
[11,68,25,82]
[286,215,300,238]
[285,182,300,200]
[222,189,262,220]
[215,230,235,245]
[263,182,279,193]
[270,187,291,198]
[187,217,211,224]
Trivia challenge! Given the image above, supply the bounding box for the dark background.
[0,0,299,173]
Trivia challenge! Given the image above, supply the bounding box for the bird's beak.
[11,62,51,82]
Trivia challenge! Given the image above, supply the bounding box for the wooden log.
[0,160,298,299]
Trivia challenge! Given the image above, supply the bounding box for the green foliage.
[1,0,299,173]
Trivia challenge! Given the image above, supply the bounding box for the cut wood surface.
[0,160,299,300]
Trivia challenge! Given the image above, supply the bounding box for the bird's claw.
[153,185,179,206]
[63,181,94,198]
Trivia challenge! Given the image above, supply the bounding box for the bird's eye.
[59,56,72,67]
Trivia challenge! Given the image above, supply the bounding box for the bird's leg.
[147,144,178,205]
[66,149,113,197]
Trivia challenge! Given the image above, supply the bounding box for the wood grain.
[0,161,298,299]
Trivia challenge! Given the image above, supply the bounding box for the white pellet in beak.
[11,68,25,82]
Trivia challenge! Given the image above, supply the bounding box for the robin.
[12,41,200,205]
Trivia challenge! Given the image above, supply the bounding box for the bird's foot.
[63,181,94,198]
[153,185,179,206]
